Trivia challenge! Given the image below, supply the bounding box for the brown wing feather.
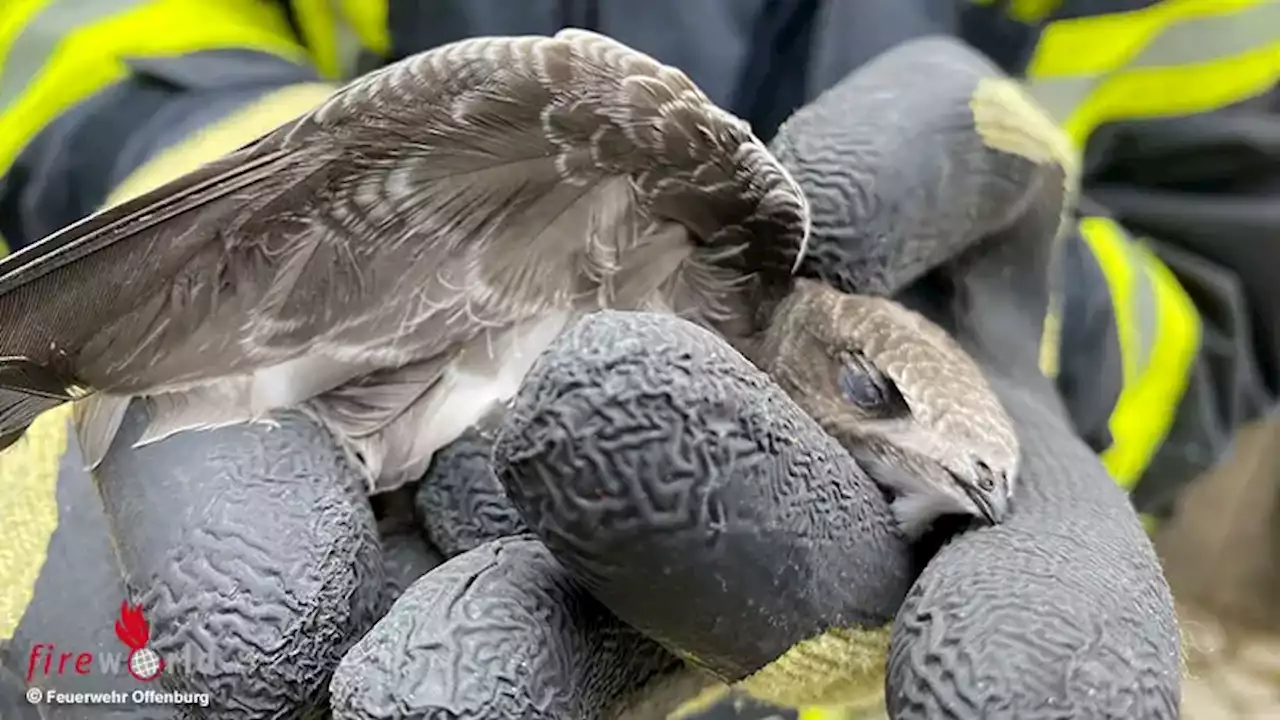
[0,30,810,463]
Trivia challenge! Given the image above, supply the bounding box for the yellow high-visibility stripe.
[1060,42,1280,145]
[0,406,70,640]
[965,0,1063,22]
[1020,1,1272,493]
[1085,220,1141,395]
[1027,0,1265,77]
[797,707,862,720]
[2,0,153,112]
[338,0,390,58]
[1023,0,1280,147]
[1113,237,1201,485]
[105,82,336,205]
[0,0,309,185]
[1009,0,1065,24]
[0,0,49,78]
[1079,217,1202,489]
[287,0,341,80]
[1038,287,1063,379]
[1142,513,1159,533]
[668,686,861,720]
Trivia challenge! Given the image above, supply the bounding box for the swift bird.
[748,34,1075,535]
[758,279,1018,537]
[0,29,1017,535]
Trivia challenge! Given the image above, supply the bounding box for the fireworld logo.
[115,602,164,682]
[25,602,164,683]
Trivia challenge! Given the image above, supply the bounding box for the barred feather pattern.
[0,29,811,493]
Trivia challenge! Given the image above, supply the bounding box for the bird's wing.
[0,142,306,450]
[0,29,803,396]
[0,29,807,475]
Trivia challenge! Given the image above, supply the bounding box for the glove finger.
[493,310,913,708]
[763,30,1178,716]
[92,402,388,718]
[773,35,1076,302]
[415,408,529,558]
[1,656,38,720]
[372,484,446,600]
[412,408,873,720]
[889,367,1180,718]
[330,535,679,719]
[883,188,1180,716]
[0,408,171,719]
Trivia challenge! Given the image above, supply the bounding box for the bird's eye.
[975,460,995,491]
[838,354,891,411]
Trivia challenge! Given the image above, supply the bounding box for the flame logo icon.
[115,602,164,682]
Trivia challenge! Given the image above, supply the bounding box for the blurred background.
[1157,414,1280,718]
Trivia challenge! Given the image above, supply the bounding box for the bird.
[756,278,1017,538]
[0,28,809,494]
[754,34,1076,535]
[415,276,1018,550]
[0,29,1020,537]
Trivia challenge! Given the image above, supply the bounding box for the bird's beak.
[950,471,1001,525]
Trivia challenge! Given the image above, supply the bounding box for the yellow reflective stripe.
[1027,0,1264,77]
[670,689,866,720]
[288,0,341,80]
[1141,512,1159,534]
[288,0,377,80]
[1055,40,1280,146]
[965,0,1063,22]
[668,684,732,719]
[797,706,863,720]
[0,0,309,183]
[1009,0,1064,24]
[107,82,336,205]
[0,406,70,640]
[1023,0,1280,147]
[2,0,149,113]
[338,0,390,58]
[1038,289,1063,379]
[0,0,50,80]
[1079,217,1201,489]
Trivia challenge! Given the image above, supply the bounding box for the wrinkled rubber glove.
[332,36,1177,718]
[0,36,1181,720]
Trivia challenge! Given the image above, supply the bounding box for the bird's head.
[759,279,1019,539]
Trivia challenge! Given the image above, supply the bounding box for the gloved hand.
[0,36,1180,720]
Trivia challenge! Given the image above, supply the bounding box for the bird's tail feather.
[0,357,80,398]
[72,382,262,470]
[305,359,452,494]
[308,314,570,495]
[0,389,65,454]
[133,384,261,451]
[0,357,83,454]
[72,355,377,468]
[71,394,131,469]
